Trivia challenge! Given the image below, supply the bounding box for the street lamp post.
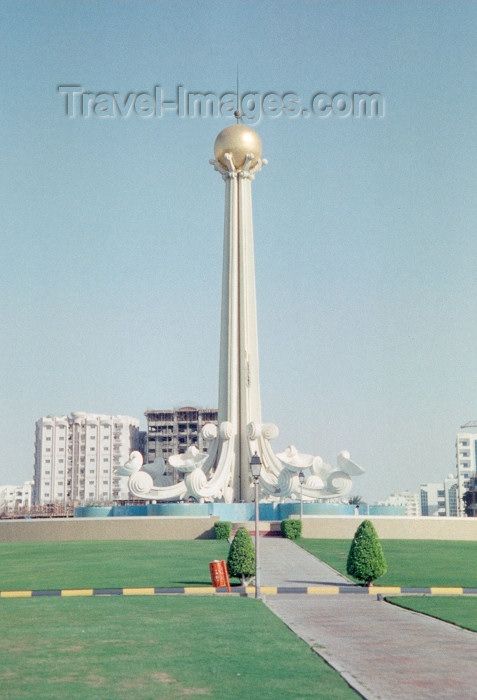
[299,470,305,521]
[250,452,262,599]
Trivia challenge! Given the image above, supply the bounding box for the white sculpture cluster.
[117,123,364,504]
[119,422,364,504]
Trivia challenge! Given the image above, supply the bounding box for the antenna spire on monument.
[234,65,242,123]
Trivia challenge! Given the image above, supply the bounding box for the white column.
[217,157,264,501]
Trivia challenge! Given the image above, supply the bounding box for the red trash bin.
[209,559,231,592]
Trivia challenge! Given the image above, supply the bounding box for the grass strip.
[386,596,477,633]
[0,596,358,699]
[0,540,230,590]
[298,539,477,588]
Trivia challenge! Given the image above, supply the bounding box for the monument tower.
[213,124,266,501]
[125,124,364,504]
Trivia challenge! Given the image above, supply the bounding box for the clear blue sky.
[2,1,477,503]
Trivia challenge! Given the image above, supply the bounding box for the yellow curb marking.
[61,589,94,597]
[1,590,32,598]
[122,588,155,596]
[307,587,340,595]
[183,587,217,595]
[430,587,463,595]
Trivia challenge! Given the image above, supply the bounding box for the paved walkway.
[259,538,477,699]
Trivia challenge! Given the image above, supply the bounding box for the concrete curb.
[2,585,477,598]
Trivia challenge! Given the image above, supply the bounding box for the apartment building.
[0,481,33,514]
[378,491,420,517]
[456,421,477,516]
[33,413,143,505]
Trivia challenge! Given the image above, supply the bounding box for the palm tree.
[348,495,362,506]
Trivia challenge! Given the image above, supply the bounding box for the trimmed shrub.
[280,519,302,540]
[214,521,232,540]
[226,527,255,584]
[346,519,387,586]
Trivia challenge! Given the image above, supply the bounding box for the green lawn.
[387,596,477,633]
[0,541,230,590]
[298,538,477,587]
[0,596,357,699]
[299,538,477,638]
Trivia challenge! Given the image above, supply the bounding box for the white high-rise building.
[33,413,142,506]
[420,482,446,517]
[418,475,458,517]
[444,474,459,517]
[456,421,477,516]
[378,491,420,517]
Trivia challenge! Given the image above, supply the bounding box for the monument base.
[74,502,405,520]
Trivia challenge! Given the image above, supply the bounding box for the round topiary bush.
[346,519,387,586]
[226,526,255,585]
[214,521,232,540]
[280,519,302,540]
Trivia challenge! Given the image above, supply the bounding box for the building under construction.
[144,407,218,476]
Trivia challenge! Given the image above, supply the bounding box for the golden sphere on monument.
[214,124,262,170]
